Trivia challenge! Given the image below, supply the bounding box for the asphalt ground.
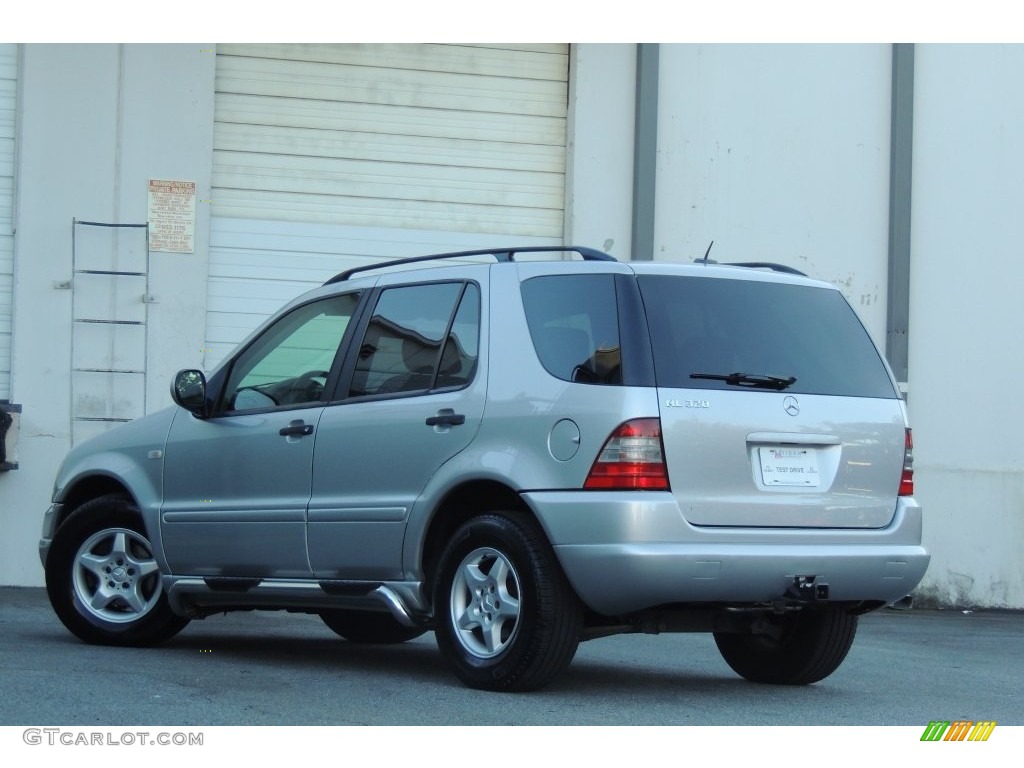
[1,586,1021,727]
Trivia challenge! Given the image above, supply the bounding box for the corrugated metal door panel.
[0,44,16,400]
[216,55,567,116]
[218,43,568,79]
[210,189,563,236]
[207,44,568,371]
[214,122,565,173]
[213,152,564,209]
[214,93,566,145]
[202,217,554,372]
[212,43,568,237]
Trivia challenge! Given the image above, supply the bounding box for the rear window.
[637,275,897,398]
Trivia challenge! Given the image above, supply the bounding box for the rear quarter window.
[521,275,623,385]
[637,275,897,398]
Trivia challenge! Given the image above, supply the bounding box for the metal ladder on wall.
[70,218,150,445]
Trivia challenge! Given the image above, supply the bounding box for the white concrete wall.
[653,44,893,346]
[908,44,1024,608]
[2,43,1021,608]
[563,44,636,258]
[1,44,215,586]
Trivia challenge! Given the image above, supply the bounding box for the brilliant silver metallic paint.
[527,492,927,615]
[42,258,929,626]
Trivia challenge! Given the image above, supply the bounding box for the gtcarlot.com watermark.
[23,728,203,747]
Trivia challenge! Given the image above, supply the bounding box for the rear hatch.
[636,270,906,529]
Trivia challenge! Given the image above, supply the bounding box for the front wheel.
[714,607,858,685]
[434,512,583,692]
[45,495,189,646]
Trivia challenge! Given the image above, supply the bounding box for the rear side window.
[637,275,897,398]
[521,275,622,385]
[349,282,479,397]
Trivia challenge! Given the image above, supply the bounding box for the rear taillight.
[584,418,670,490]
[899,428,914,496]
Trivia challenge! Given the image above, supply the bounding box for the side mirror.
[171,369,209,417]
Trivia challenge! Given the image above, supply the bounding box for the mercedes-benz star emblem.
[783,395,800,417]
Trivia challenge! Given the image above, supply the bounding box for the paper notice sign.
[148,179,196,253]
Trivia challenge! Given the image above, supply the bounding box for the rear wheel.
[434,511,583,691]
[319,610,426,644]
[45,495,189,646]
[714,607,858,685]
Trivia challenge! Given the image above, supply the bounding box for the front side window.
[350,282,479,398]
[221,293,360,412]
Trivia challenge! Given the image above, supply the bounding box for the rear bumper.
[523,491,930,616]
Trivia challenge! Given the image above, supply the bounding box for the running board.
[165,576,430,626]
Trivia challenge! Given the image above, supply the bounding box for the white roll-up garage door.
[0,45,17,400]
[206,43,569,368]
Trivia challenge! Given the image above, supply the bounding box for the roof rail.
[323,245,617,285]
[727,262,808,276]
[694,258,807,277]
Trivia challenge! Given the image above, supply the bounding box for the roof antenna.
[702,240,714,265]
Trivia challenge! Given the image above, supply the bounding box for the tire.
[714,607,858,685]
[45,495,189,646]
[319,610,426,644]
[433,512,583,692]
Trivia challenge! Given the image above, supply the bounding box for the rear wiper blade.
[690,372,797,391]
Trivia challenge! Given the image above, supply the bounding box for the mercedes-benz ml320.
[40,247,928,691]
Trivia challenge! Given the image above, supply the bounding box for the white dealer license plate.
[758,446,820,487]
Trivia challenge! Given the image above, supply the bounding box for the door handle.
[425,410,465,427]
[279,420,314,437]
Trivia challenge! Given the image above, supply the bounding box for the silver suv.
[40,246,929,691]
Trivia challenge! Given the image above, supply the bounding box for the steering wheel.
[292,370,330,402]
